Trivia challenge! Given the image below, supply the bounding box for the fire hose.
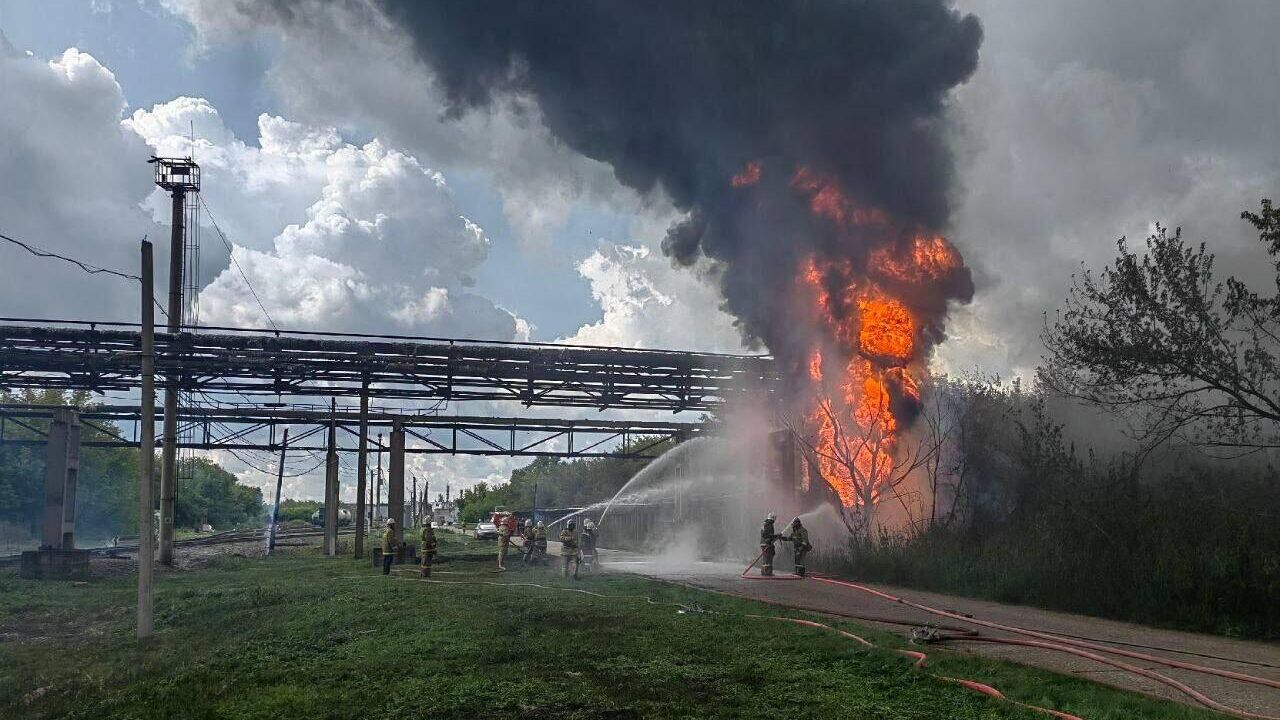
[809,576,1280,720]
[739,545,803,580]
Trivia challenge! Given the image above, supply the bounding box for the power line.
[197,195,279,333]
[0,229,169,319]
[0,230,141,281]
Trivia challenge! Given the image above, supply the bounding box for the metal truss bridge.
[0,321,776,412]
[0,404,699,459]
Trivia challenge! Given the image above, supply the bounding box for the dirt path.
[593,548,1280,717]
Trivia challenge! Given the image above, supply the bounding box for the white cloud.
[0,46,162,321]
[126,97,517,339]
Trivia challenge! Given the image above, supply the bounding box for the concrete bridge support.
[388,420,405,551]
[323,407,339,557]
[22,407,89,579]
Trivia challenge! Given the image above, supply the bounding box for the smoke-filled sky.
[1,0,1277,498]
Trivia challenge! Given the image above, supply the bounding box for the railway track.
[1,526,357,565]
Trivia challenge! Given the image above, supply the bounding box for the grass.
[0,533,1227,720]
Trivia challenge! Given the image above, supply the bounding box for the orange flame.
[731,160,763,188]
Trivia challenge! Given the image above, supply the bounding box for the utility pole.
[353,379,368,560]
[412,475,417,527]
[150,156,199,566]
[532,481,538,525]
[137,240,156,639]
[268,428,290,555]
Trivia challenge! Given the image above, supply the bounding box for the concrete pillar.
[353,380,369,559]
[324,408,339,557]
[388,420,405,547]
[41,408,80,550]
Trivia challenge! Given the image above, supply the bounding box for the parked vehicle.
[473,522,499,540]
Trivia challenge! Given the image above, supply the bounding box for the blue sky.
[0,0,642,343]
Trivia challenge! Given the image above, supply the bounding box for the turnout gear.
[783,518,812,577]
[560,523,581,579]
[420,523,438,578]
[521,520,537,563]
[381,520,398,575]
[533,522,549,564]
[497,517,513,569]
[759,516,781,576]
[580,524,598,573]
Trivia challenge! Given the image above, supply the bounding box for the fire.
[786,165,966,508]
[801,259,909,506]
[731,160,763,187]
[791,167,889,228]
[869,234,962,286]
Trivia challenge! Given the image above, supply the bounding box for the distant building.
[431,499,458,526]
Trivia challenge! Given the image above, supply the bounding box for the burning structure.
[364,0,984,527]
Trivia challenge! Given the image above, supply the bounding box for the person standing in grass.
[521,519,536,564]
[381,518,398,575]
[497,515,513,570]
[559,519,581,580]
[533,521,549,564]
[420,521,438,578]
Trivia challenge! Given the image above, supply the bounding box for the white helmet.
[765,512,777,522]
[584,519,596,530]
[535,521,545,529]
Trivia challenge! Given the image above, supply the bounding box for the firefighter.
[759,512,781,576]
[783,516,813,577]
[533,521,549,564]
[381,518,398,576]
[560,519,581,579]
[521,519,536,563]
[420,521,438,578]
[580,519,598,572]
[497,514,513,570]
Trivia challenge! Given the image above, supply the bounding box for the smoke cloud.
[373,0,983,374]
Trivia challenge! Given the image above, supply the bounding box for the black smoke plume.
[378,0,981,372]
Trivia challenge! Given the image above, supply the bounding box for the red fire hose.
[810,576,1280,720]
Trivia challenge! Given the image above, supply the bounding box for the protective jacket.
[382,527,397,554]
[559,528,579,556]
[784,525,812,551]
[420,525,438,553]
[581,528,597,554]
[760,519,780,548]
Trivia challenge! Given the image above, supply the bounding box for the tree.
[786,396,940,538]
[1041,200,1280,456]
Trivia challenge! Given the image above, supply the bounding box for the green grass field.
[0,533,1224,719]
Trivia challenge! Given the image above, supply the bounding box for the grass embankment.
[0,533,1223,720]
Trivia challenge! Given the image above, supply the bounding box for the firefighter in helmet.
[381,518,398,576]
[533,521,549,564]
[521,518,536,563]
[497,514,513,570]
[783,516,813,577]
[759,512,781,576]
[420,521,438,578]
[580,518,599,572]
[560,519,581,580]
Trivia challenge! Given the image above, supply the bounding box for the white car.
[473,522,499,540]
